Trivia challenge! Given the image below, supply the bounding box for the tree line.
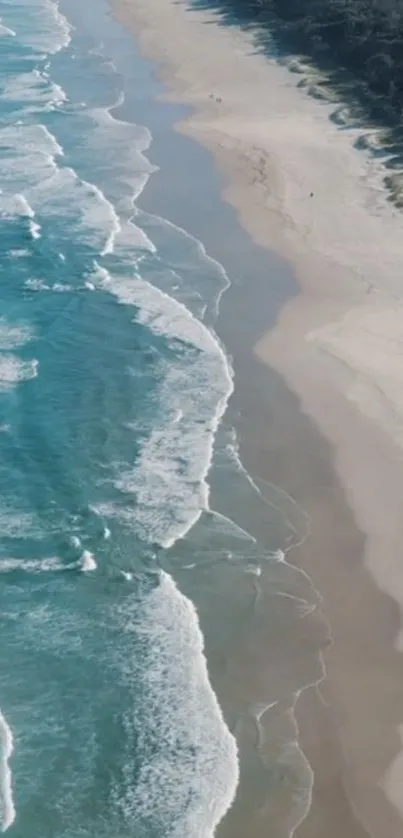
[200,0,403,124]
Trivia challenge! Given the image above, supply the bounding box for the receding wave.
[92,264,233,548]
[2,68,66,111]
[1,0,72,56]
[114,571,239,837]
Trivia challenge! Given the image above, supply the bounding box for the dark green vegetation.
[193,0,403,127]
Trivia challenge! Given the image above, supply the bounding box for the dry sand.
[111,0,403,835]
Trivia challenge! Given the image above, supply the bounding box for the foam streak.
[0,711,15,833]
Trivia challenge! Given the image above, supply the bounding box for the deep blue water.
[0,2,319,836]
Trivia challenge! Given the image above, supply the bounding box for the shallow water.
[0,2,325,835]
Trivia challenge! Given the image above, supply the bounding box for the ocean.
[0,1,325,836]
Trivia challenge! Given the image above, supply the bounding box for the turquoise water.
[0,2,322,836]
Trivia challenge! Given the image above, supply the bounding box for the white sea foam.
[0,124,45,159]
[80,104,155,255]
[79,550,97,572]
[89,103,153,170]
[91,263,233,548]
[24,279,74,293]
[2,0,72,56]
[0,557,65,574]
[271,548,286,562]
[0,18,15,37]
[86,104,155,206]
[0,319,34,350]
[1,195,42,239]
[51,283,73,293]
[1,139,120,255]
[9,249,29,258]
[113,216,155,256]
[24,279,75,294]
[24,279,48,292]
[116,571,238,836]
[0,553,96,574]
[0,73,151,266]
[135,208,230,319]
[9,194,35,218]
[0,124,62,212]
[27,168,121,255]
[29,220,41,240]
[0,356,38,391]
[0,710,14,833]
[0,315,36,391]
[98,266,227,353]
[1,69,67,111]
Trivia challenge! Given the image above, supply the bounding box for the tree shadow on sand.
[180,0,403,208]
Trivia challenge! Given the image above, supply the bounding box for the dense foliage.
[198,0,403,123]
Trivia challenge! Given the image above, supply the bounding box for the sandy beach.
[111,1,403,835]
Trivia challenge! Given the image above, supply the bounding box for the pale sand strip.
[112,0,403,834]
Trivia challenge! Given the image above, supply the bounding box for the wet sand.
[110,0,403,836]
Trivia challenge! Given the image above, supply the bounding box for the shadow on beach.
[184,0,403,208]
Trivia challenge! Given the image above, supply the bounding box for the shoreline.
[110,1,403,836]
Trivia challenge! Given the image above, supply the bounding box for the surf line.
[0,710,15,833]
